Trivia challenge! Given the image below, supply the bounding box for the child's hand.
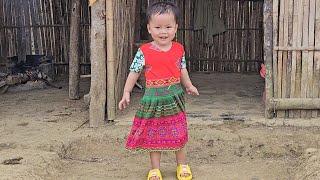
[118,92,131,110]
[186,85,199,96]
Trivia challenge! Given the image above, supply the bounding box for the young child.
[118,2,199,180]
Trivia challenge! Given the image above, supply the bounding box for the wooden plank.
[314,0,320,116]
[301,0,310,117]
[308,0,317,117]
[272,0,279,101]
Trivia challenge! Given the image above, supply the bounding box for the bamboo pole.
[272,0,279,116]
[286,0,293,106]
[276,0,285,117]
[69,0,81,100]
[106,0,115,121]
[308,0,316,117]
[290,0,298,117]
[89,0,106,127]
[315,0,320,116]
[301,0,310,117]
[271,98,320,110]
[282,0,289,101]
[294,0,304,117]
[264,0,274,118]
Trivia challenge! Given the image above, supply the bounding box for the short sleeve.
[129,48,145,73]
[180,53,186,69]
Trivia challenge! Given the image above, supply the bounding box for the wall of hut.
[0,0,90,75]
[269,0,320,118]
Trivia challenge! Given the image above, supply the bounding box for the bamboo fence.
[270,0,320,118]
[177,0,264,73]
[138,0,264,73]
[0,0,90,75]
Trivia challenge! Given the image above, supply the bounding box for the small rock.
[305,148,318,154]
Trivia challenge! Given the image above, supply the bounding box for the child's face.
[147,12,178,48]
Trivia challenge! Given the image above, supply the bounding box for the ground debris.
[2,157,23,165]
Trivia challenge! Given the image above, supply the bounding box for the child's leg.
[175,149,186,165]
[150,151,161,169]
[176,149,192,178]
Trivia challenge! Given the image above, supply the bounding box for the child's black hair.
[146,1,180,24]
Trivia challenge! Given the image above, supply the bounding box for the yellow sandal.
[147,169,163,180]
[176,164,193,180]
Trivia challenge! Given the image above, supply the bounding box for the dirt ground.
[1,73,320,180]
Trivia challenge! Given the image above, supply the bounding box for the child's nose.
[159,28,167,33]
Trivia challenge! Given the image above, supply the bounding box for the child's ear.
[147,24,151,34]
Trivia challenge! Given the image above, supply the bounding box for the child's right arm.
[118,72,141,110]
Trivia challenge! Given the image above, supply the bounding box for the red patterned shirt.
[130,42,186,88]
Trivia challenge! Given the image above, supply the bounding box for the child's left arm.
[181,68,199,96]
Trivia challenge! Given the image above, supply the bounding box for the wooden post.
[89,0,106,127]
[106,0,116,121]
[69,0,81,100]
[264,0,274,118]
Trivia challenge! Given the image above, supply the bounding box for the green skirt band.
[136,83,185,119]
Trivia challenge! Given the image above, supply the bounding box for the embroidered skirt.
[125,83,188,151]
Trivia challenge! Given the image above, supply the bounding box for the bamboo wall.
[114,0,137,105]
[0,0,90,75]
[177,0,264,73]
[271,0,320,118]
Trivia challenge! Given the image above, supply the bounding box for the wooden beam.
[106,0,116,121]
[89,0,106,127]
[268,98,320,110]
[264,0,274,118]
[69,0,81,100]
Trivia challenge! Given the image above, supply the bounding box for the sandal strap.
[148,169,162,180]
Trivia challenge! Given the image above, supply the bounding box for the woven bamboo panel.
[272,0,320,118]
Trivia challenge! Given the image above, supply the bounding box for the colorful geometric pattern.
[146,77,180,88]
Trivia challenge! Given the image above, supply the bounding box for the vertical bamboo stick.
[293,0,304,117]
[271,0,279,115]
[301,0,310,117]
[308,0,316,117]
[89,0,106,127]
[106,0,115,121]
[290,0,298,117]
[276,0,285,117]
[23,0,32,55]
[314,6,320,116]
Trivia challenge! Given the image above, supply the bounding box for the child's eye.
[166,26,172,29]
[155,27,160,29]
